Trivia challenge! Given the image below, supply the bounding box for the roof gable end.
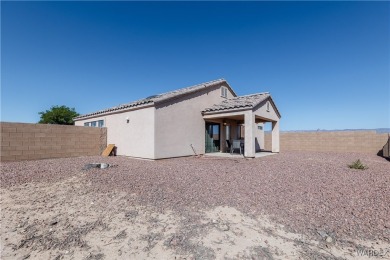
[202,92,281,118]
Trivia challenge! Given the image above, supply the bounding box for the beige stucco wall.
[75,107,155,159]
[154,83,235,159]
[254,123,265,151]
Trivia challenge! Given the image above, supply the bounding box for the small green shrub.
[348,159,368,170]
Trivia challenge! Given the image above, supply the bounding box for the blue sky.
[1,1,389,130]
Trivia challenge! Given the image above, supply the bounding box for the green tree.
[38,105,80,125]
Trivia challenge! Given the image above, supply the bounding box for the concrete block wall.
[1,122,107,162]
[382,137,390,158]
[265,131,389,154]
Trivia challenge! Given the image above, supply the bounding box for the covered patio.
[202,93,281,158]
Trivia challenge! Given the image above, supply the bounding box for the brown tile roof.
[75,79,233,120]
[203,92,270,112]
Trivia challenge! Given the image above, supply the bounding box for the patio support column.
[244,111,256,157]
[272,120,280,153]
[220,123,226,152]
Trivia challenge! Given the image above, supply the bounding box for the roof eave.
[73,103,155,121]
[202,106,253,115]
[154,79,236,106]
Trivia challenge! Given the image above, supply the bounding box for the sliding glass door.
[205,123,220,153]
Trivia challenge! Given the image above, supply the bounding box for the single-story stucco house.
[74,79,281,159]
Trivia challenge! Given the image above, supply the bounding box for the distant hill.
[373,128,390,133]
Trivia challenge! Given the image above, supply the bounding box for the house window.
[267,101,270,112]
[221,86,228,98]
[258,125,263,130]
[84,120,104,127]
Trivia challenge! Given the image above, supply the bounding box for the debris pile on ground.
[82,163,110,170]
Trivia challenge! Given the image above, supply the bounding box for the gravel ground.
[1,151,389,244]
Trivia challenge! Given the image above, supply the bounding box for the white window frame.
[221,86,228,98]
[85,120,105,127]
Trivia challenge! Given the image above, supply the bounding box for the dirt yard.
[1,152,389,259]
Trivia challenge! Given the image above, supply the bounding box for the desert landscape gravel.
[1,151,389,259]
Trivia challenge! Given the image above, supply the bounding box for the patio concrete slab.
[204,151,277,159]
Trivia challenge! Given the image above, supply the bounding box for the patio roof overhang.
[203,109,277,123]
